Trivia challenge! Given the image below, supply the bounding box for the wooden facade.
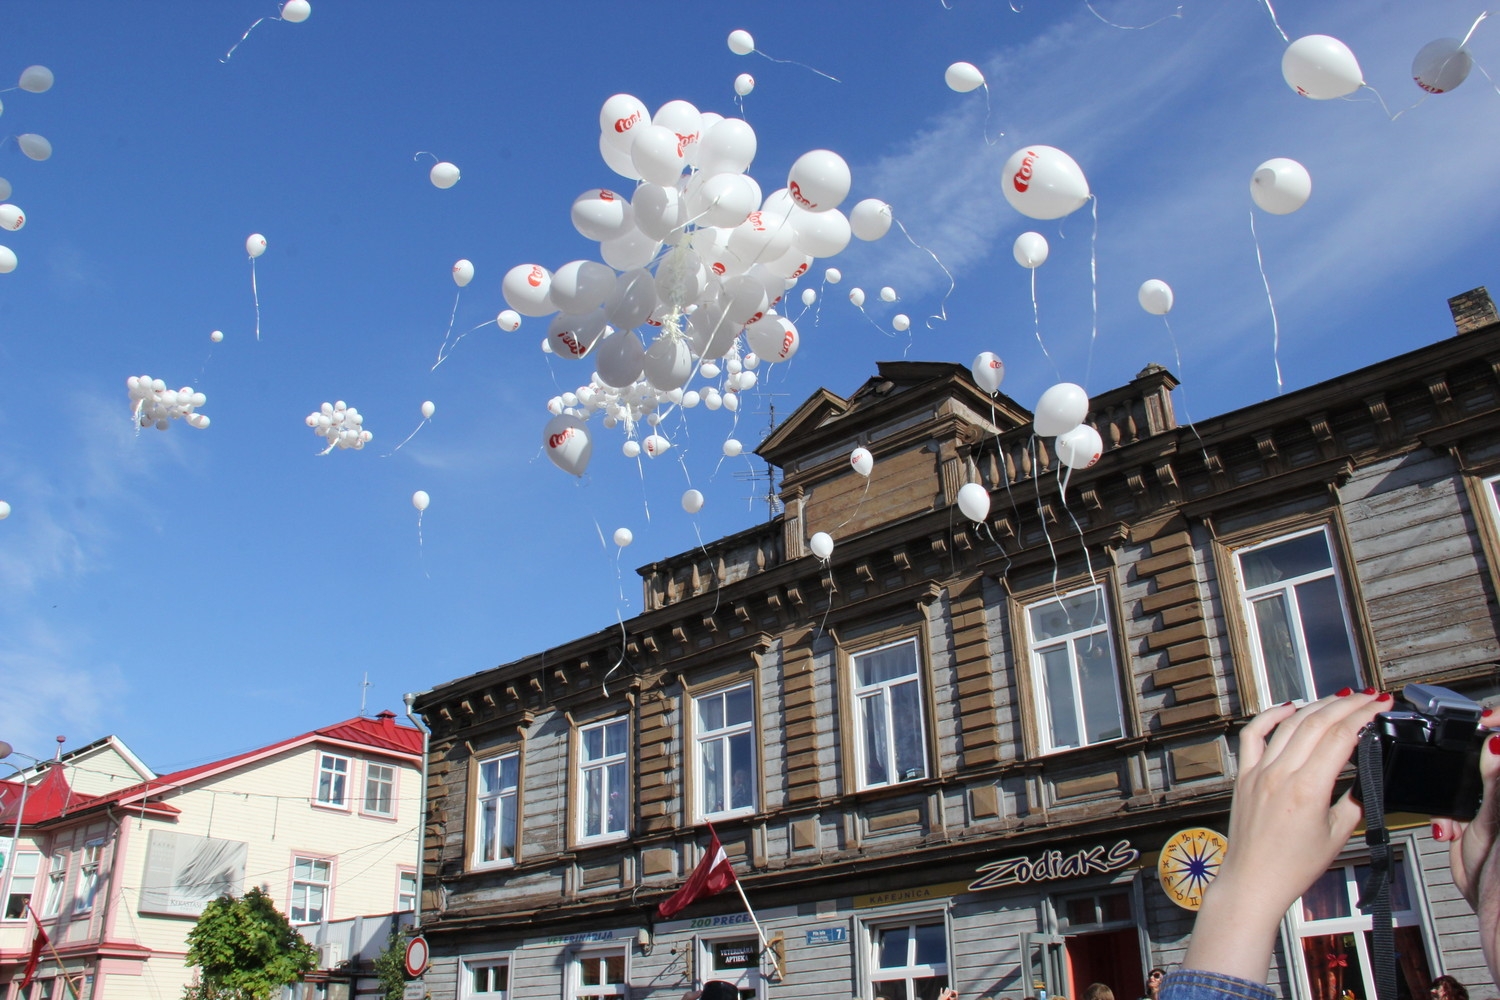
[413,291,1500,1000]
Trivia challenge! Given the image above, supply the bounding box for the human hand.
[1184,691,1388,983]
[1434,710,1500,978]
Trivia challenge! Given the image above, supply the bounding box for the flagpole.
[24,904,80,999]
[729,877,782,981]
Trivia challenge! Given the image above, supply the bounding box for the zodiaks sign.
[1011,149,1038,193]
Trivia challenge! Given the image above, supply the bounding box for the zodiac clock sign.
[1158,827,1229,911]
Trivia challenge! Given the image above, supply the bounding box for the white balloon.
[598,131,642,181]
[850,447,873,477]
[1138,279,1174,316]
[17,66,54,93]
[502,263,554,316]
[643,334,694,391]
[430,161,461,189]
[594,329,647,388]
[1034,383,1089,437]
[1250,158,1312,215]
[790,206,851,257]
[497,309,522,332]
[734,73,755,97]
[956,482,991,522]
[209,329,224,342]
[699,117,757,177]
[849,287,866,308]
[728,29,755,55]
[599,93,650,144]
[571,188,634,242]
[801,288,816,306]
[412,490,430,512]
[421,400,436,419]
[723,391,740,412]
[546,309,607,360]
[246,233,267,258]
[1001,146,1089,221]
[613,527,634,547]
[682,489,705,513]
[0,245,17,274]
[723,439,743,456]
[0,500,10,519]
[0,205,24,231]
[1055,424,1103,470]
[1413,38,1472,94]
[892,314,910,332]
[849,198,893,241]
[644,433,672,458]
[622,440,641,458]
[631,124,688,187]
[879,286,897,303]
[787,149,851,213]
[606,269,659,330]
[16,134,50,161]
[1012,231,1049,269]
[971,352,1005,394]
[549,260,615,314]
[692,172,758,229]
[824,267,842,284]
[543,413,592,477]
[1282,34,1363,100]
[452,259,474,288]
[945,61,985,93]
[809,531,834,561]
[280,0,311,22]
[0,179,10,202]
[632,184,685,242]
[600,228,661,272]
[728,209,795,264]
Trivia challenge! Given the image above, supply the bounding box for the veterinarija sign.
[968,840,1140,891]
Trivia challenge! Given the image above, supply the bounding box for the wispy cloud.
[0,621,127,758]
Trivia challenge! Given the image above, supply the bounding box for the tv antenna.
[733,400,786,521]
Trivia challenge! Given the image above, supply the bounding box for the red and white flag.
[20,905,49,990]
[657,827,737,918]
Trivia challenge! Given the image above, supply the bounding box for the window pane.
[1040,645,1080,748]
[701,739,726,814]
[913,922,946,966]
[499,754,519,788]
[728,734,754,809]
[725,685,754,725]
[1297,576,1360,698]
[604,720,627,756]
[1252,593,1308,704]
[585,768,603,836]
[1030,590,1106,641]
[1300,867,1352,921]
[877,926,911,968]
[584,727,603,760]
[862,691,891,786]
[1242,532,1333,589]
[1077,638,1123,743]
[606,762,626,832]
[480,760,499,794]
[481,799,498,862]
[698,693,725,732]
[890,680,927,781]
[874,984,909,1000]
[1300,932,1366,1000]
[604,954,625,982]
[857,642,917,686]
[1064,896,1097,926]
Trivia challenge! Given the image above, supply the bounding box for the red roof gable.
[0,765,94,825]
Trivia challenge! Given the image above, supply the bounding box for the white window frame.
[696,932,765,999]
[851,638,929,791]
[865,916,951,1000]
[568,945,629,1000]
[1023,584,1126,754]
[3,850,40,921]
[315,753,351,809]
[40,852,66,917]
[576,718,628,845]
[472,751,521,869]
[459,953,510,1000]
[72,841,104,914]
[289,855,332,924]
[397,869,417,912]
[693,683,757,822]
[362,761,396,817]
[1232,525,1363,708]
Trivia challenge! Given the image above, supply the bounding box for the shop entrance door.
[1065,926,1145,1000]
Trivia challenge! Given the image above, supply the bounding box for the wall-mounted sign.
[805,927,849,945]
[969,840,1140,891]
[1157,827,1228,911]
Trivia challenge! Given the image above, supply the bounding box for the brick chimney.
[1448,287,1498,334]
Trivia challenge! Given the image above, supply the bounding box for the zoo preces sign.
[968,839,1140,891]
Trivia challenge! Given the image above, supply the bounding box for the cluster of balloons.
[1280,26,1481,100]
[504,88,894,477]
[0,64,56,274]
[305,400,372,452]
[128,376,210,431]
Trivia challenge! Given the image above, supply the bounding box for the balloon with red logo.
[970,352,1005,395]
[497,309,522,332]
[851,447,874,477]
[545,310,607,360]
[1282,35,1363,100]
[1000,146,1089,221]
[571,189,634,242]
[1055,423,1103,470]
[787,149,851,213]
[1412,38,1472,93]
[503,263,555,317]
[631,124,689,187]
[543,413,592,477]
[746,315,799,363]
[451,259,474,288]
[599,94,649,147]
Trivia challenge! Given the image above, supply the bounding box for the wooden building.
[411,289,1500,1000]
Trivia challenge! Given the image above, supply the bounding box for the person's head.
[1431,977,1469,1000]
[699,981,739,1000]
[1082,984,1114,1000]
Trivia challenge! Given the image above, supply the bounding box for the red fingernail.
[1336,687,1353,697]
[1377,692,1393,702]
[1362,687,1376,695]
[1433,823,1445,840]
[1489,734,1500,756]
[1483,707,1494,718]
[1283,700,1295,707]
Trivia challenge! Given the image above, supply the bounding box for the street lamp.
[0,741,34,921]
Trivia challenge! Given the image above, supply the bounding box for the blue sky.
[1,0,1497,773]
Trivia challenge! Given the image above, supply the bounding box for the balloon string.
[1083,1,1184,29]
[383,418,428,457]
[892,217,955,328]
[814,561,836,638]
[1160,315,1209,459]
[416,510,428,579]
[222,16,275,63]
[981,522,1013,581]
[834,476,872,532]
[434,319,495,372]
[751,48,840,84]
[432,289,463,371]
[1083,195,1099,393]
[1460,11,1489,50]
[1031,263,1060,382]
[1349,82,1399,121]
[1260,0,1290,43]
[601,607,628,698]
[1031,437,1065,602]
[412,151,439,164]
[130,398,144,437]
[1248,210,1284,394]
[979,83,1002,145]
[250,257,262,341]
[1472,59,1500,98]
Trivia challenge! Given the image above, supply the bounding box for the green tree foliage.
[182,887,318,1000]
[373,925,409,1000]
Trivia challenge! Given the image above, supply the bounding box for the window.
[571,948,627,1000]
[577,719,628,843]
[316,754,350,808]
[473,752,520,867]
[397,870,417,912]
[289,857,331,923]
[701,937,762,999]
[4,851,39,919]
[694,684,756,819]
[73,841,103,914]
[868,920,949,1000]
[363,762,395,816]
[1289,855,1434,1000]
[461,958,509,1000]
[1024,586,1125,753]
[40,852,66,917]
[1234,526,1362,706]
[852,638,928,789]
[31,979,56,1000]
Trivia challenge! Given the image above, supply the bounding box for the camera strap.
[1355,726,1396,1000]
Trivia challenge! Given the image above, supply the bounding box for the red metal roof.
[0,765,91,825]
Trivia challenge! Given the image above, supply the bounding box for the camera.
[1357,683,1487,821]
